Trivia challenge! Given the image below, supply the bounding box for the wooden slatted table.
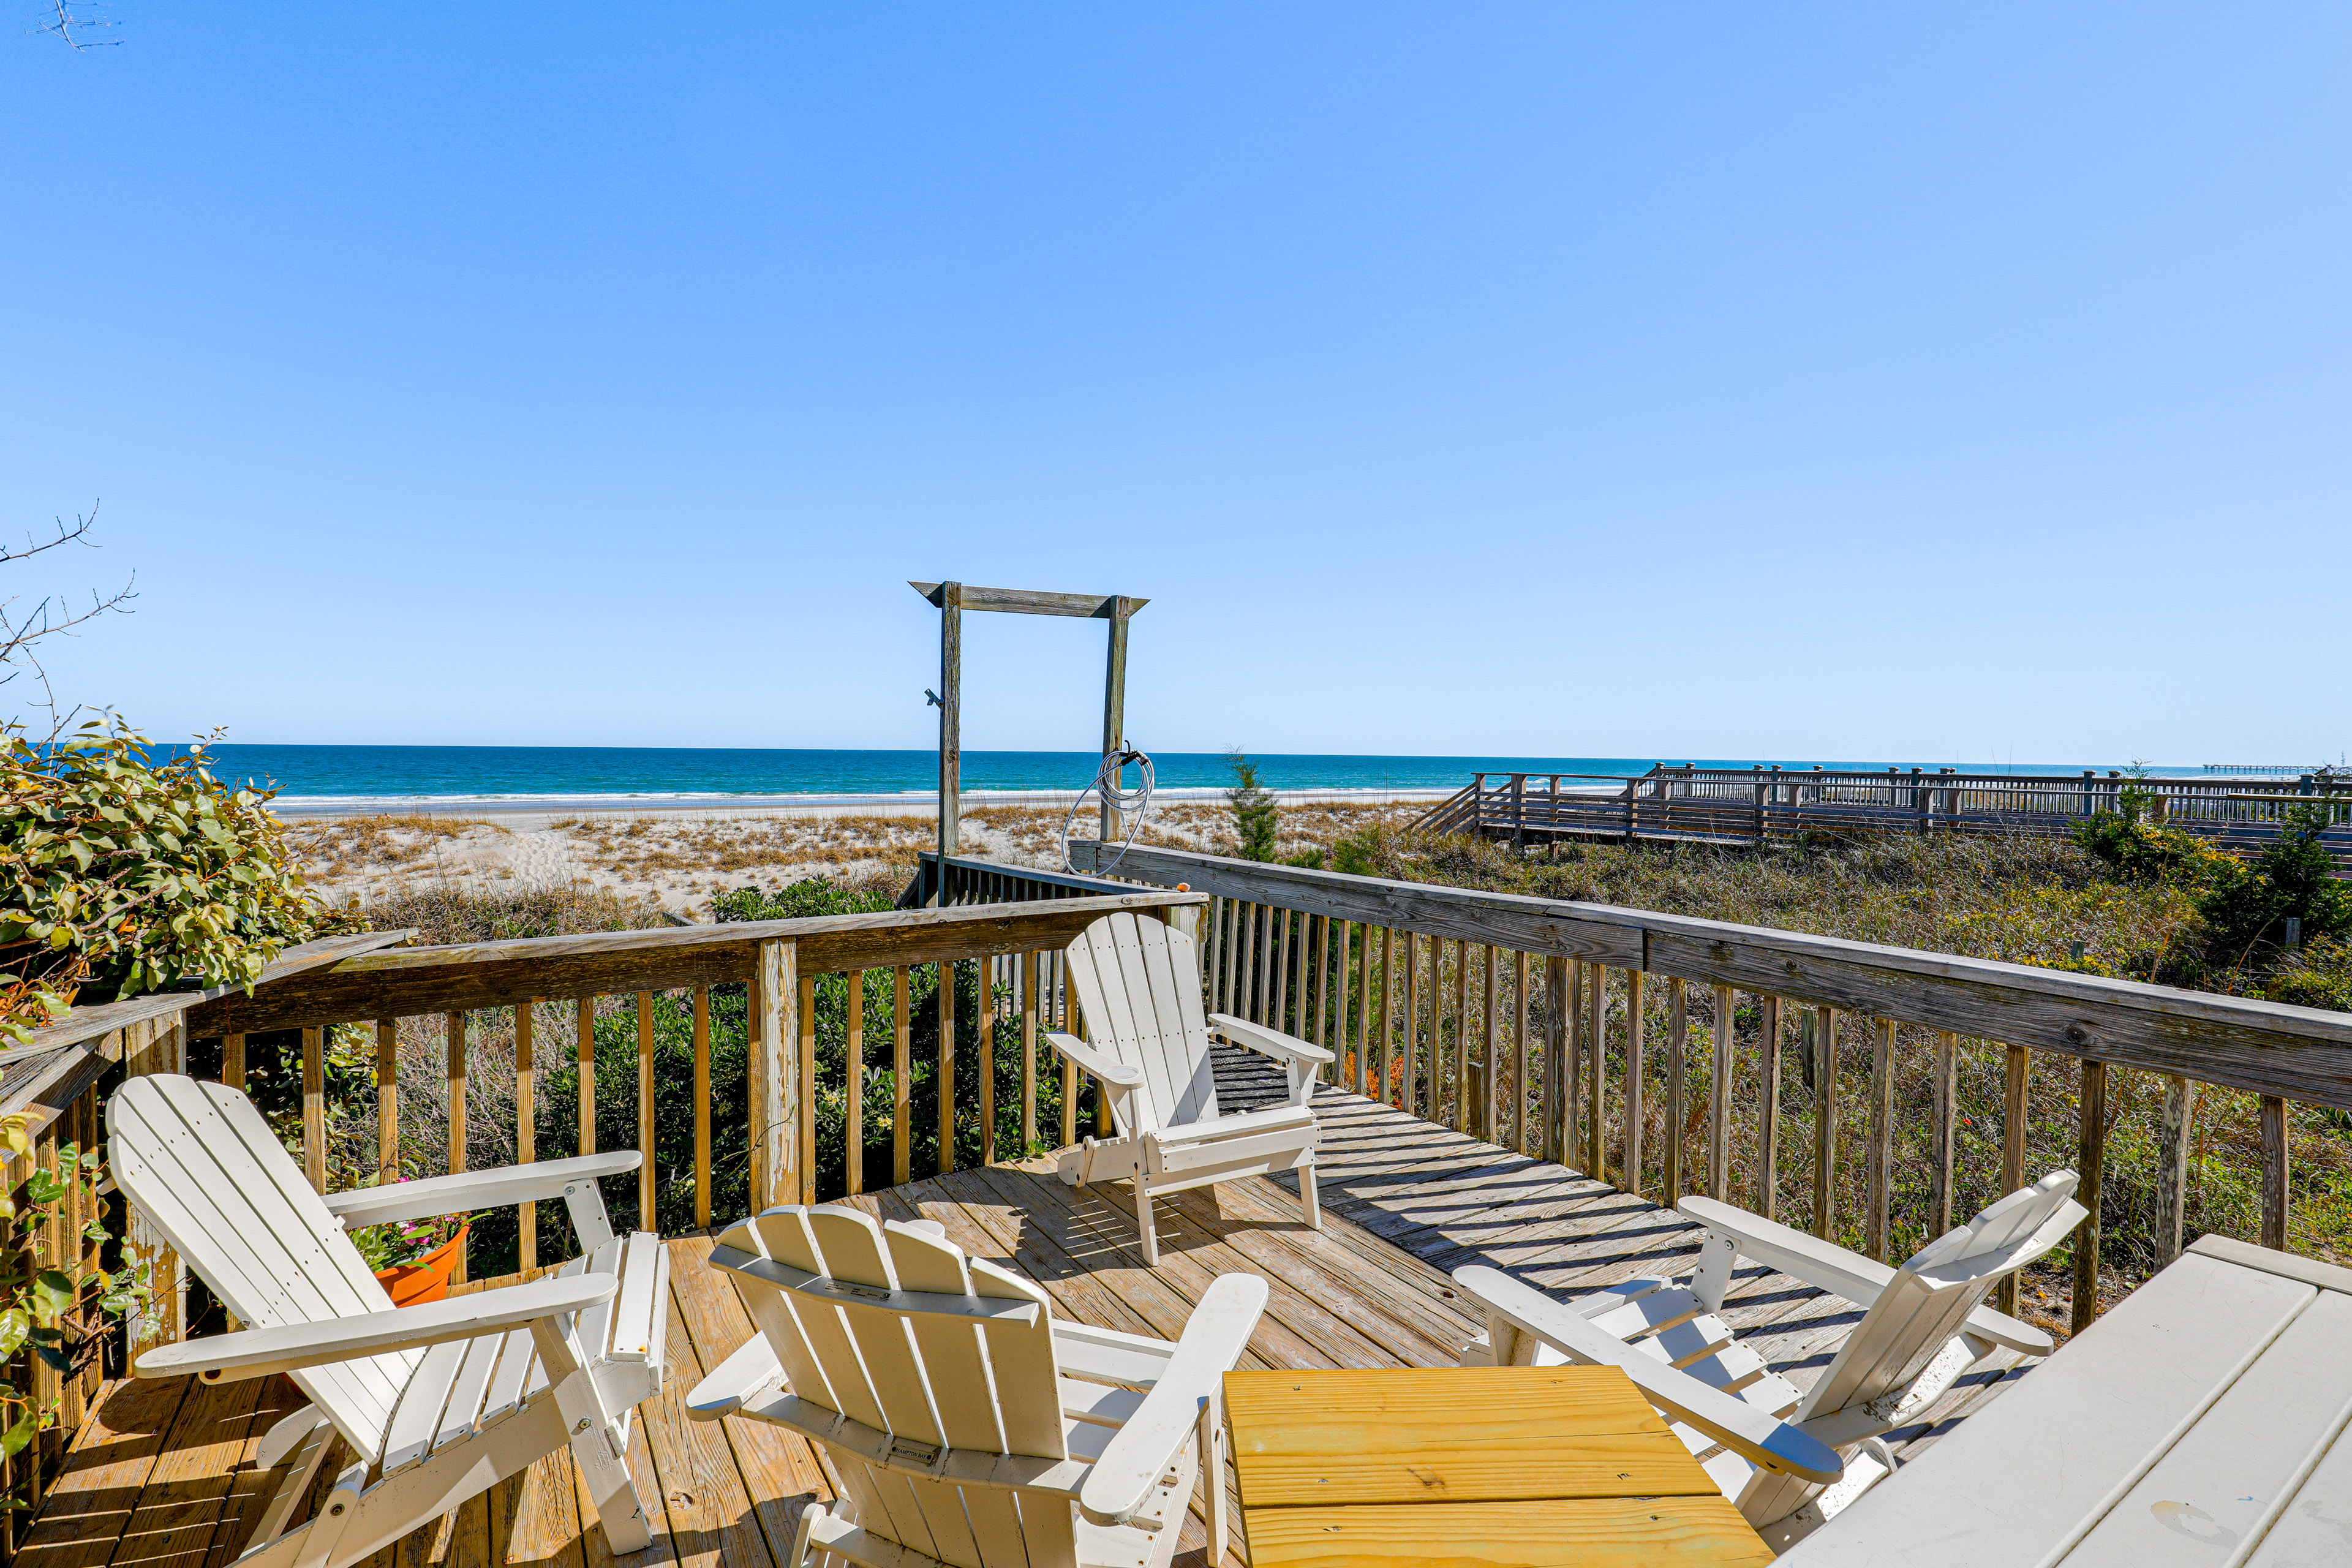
[1224,1366,1774,1568]
[1779,1234,2352,1566]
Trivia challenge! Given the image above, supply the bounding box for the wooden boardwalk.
[16,1091,2031,1568]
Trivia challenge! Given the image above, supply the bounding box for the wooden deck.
[16,1092,2032,1568]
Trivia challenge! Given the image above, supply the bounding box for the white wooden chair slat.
[431,1327,510,1456]
[695,1202,1262,1568]
[163,1076,394,1309]
[111,1081,412,1444]
[106,1074,668,1564]
[382,1338,470,1472]
[1049,912,1331,1264]
[1455,1169,2087,1545]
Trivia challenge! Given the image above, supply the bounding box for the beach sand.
[284,797,1424,916]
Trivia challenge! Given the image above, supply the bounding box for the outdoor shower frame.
[909,581,1148,892]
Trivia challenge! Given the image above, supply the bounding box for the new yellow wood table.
[1224,1367,1774,1568]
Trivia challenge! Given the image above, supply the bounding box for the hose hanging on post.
[1060,747,1155,876]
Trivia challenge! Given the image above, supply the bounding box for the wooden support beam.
[1864,1017,1895,1261]
[2261,1095,2290,1251]
[1584,965,1607,1182]
[303,1026,326,1192]
[1664,977,1686,1205]
[1996,1044,2029,1315]
[1811,1006,1836,1240]
[1708,986,1734,1204]
[2073,1058,2108,1334]
[692,988,710,1229]
[2154,1074,2195,1267]
[1928,1031,1958,1238]
[1758,996,1782,1222]
[896,966,915,1185]
[516,1004,536,1268]
[1623,971,1646,1198]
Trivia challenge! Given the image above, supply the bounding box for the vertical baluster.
[692,987,710,1229]
[1758,996,1782,1221]
[1022,952,1039,1153]
[846,972,865,1195]
[1314,914,1332,1051]
[222,1032,246,1091]
[1623,973,1646,1198]
[1561,960,1583,1169]
[979,957,997,1167]
[1256,905,1275,1025]
[2261,1096,2290,1251]
[1401,933,1422,1117]
[2154,1074,2195,1267]
[1995,1045,2029,1314]
[1928,1031,1958,1237]
[894,967,913,1185]
[375,1019,399,1185]
[302,1025,326,1191]
[1213,898,1231,1014]
[1238,905,1257,1024]
[1664,978,1686,1204]
[1276,908,1294,1032]
[1544,956,1569,1165]
[1864,1018,1895,1260]
[1379,927,1398,1104]
[576,998,597,1156]
[1481,944,1499,1142]
[1513,951,1530,1155]
[1583,965,1606,1181]
[1708,986,1733,1202]
[798,971,818,1203]
[638,993,656,1226]
[1812,1005,1837,1240]
[2073,1058,2108,1332]
[1452,940,1470,1130]
[447,1012,467,1283]
[517,1003,537,1268]
[938,960,957,1174]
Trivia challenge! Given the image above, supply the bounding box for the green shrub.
[0,725,320,1041]
[1227,752,1279,862]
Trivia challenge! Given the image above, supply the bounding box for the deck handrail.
[1411,767,2352,865]
[1064,837,2349,1334]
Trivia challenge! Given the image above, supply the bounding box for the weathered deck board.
[21,1091,2029,1567]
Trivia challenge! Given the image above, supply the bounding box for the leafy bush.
[2195,803,2352,968]
[0,725,321,1041]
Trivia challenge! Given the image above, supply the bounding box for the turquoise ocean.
[190,745,2156,805]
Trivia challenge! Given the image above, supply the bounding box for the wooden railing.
[1415,767,2352,868]
[1066,839,2352,1330]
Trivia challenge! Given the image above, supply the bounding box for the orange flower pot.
[374,1223,469,1306]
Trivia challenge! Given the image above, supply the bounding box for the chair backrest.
[1063,911,1217,1136]
[107,1074,412,1461]
[720,1205,1076,1568]
[1794,1170,2086,1421]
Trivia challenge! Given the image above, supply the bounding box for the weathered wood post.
[937,581,963,881]
[1101,597,1133,840]
[748,938,797,1210]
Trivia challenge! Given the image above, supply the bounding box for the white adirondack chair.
[687,1203,1268,1568]
[1048,910,1333,1263]
[107,1073,668,1568]
[1456,1171,2087,1551]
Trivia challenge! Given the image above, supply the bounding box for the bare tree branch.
[30,1,121,49]
[0,503,135,729]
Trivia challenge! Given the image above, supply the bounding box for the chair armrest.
[1453,1264,1841,1485]
[1207,1014,1335,1066]
[1676,1196,2052,1356]
[134,1273,618,1384]
[323,1151,643,1227]
[1080,1273,1267,1525]
[685,1333,785,1422]
[1044,1031,1145,1089]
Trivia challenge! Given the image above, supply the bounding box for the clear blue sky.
[4,6,2346,766]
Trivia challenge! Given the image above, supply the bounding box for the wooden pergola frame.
[909,581,1150,886]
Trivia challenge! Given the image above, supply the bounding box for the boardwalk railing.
[1414,767,2352,867]
[1065,838,2352,1333]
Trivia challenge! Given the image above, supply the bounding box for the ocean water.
[187,744,2155,804]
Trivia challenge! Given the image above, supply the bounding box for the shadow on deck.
[16,1091,2032,1568]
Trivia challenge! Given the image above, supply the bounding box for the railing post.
[1757,997,1782,1221]
[2261,1096,2290,1251]
[1928,1031,1958,1237]
[2154,1075,2195,1267]
[2073,1059,2107,1333]
[1544,956,1569,1165]
[1864,1018,1894,1261]
[748,938,796,1211]
[1708,986,1734,1202]
[1996,1044,2030,1315]
[1623,971,1645,1197]
[1811,1006,1836,1241]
